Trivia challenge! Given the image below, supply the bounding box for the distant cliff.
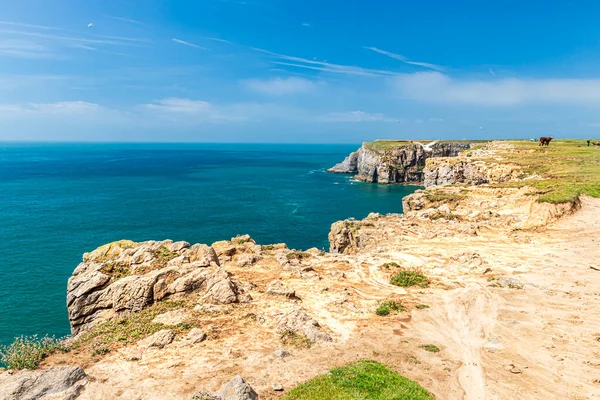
[327,140,472,184]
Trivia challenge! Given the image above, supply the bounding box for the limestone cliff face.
[67,237,259,336]
[327,141,471,183]
[423,157,524,187]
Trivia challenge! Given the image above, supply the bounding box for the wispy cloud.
[205,37,233,44]
[320,111,399,123]
[392,72,600,106]
[302,22,311,27]
[172,38,206,49]
[0,101,103,116]
[108,16,145,26]
[0,39,55,58]
[253,48,397,77]
[364,47,444,71]
[0,28,146,47]
[242,77,317,95]
[0,20,65,31]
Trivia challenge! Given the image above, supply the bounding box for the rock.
[231,235,255,245]
[194,304,224,313]
[266,280,296,298]
[218,375,258,400]
[272,383,284,391]
[277,307,332,343]
[273,348,290,359]
[201,269,239,305]
[484,338,504,352]
[326,150,359,174]
[0,366,87,400]
[235,254,261,268]
[139,329,175,349]
[180,328,207,346]
[186,244,220,266]
[327,141,471,184]
[328,220,362,254]
[152,309,189,326]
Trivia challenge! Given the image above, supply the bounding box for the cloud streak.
[393,72,600,106]
[364,47,444,71]
[242,77,317,95]
[172,38,206,49]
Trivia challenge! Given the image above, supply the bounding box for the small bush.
[0,335,69,370]
[390,269,430,288]
[420,344,440,353]
[375,301,405,316]
[380,262,400,270]
[286,251,312,261]
[416,304,430,309]
[192,391,223,399]
[280,330,312,349]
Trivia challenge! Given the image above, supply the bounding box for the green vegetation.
[420,344,441,353]
[375,300,405,316]
[150,246,179,269]
[380,262,400,269]
[72,301,192,351]
[100,260,131,280]
[425,191,466,203]
[390,269,430,288]
[261,244,275,250]
[280,330,312,349]
[0,335,69,370]
[284,360,434,400]
[486,140,600,204]
[416,304,430,309]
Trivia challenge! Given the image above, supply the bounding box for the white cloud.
[172,38,206,49]
[0,101,102,115]
[252,48,397,77]
[0,39,55,58]
[242,77,316,95]
[320,111,399,123]
[392,72,600,106]
[364,47,445,72]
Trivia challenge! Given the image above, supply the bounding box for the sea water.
[0,143,421,345]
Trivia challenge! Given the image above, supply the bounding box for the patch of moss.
[416,304,430,309]
[375,300,405,316]
[280,330,312,349]
[420,344,440,353]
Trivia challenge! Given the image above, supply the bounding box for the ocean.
[0,143,421,346]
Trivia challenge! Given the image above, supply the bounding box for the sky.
[2,0,600,143]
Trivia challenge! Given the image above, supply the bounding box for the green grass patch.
[416,304,430,309]
[375,301,405,316]
[484,140,600,204]
[390,269,430,288]
[280,330,312,349]
[284,359,434,400]
[71,300,191,351]
[0,335,69,370]
[419,344,440,353]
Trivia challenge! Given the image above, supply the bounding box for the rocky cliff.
[327,141,471,183]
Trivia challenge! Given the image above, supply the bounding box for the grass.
[419,344,441,353]
[280,330,312,349]
[375,300,405,316]
[286,251,312,261]
[390,269,430,288]
[71,300,192,351]
[283,359,434,400]
[425,191,466,203]
[0,335,69,370]
[481,140,600,204]
[416,304,430,309]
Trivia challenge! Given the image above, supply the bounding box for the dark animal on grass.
[539,137,553,146]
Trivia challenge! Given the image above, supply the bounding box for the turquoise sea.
[0,143,420,346]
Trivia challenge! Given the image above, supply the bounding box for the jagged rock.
[218,375,258,400]
[424,157,523,187]
[273,348,290,359]
[152,309,190,326]
[180,328,207,346]
[326,150,359,173]
[277,307,332,343]
[139,329,175,349]
[328,220,362,254]
[235,254,261,268]
[327,141,471,183]
[266,280,296,298]
[0,366,87,400]
[201,269,239,304]
[67,240,228,336]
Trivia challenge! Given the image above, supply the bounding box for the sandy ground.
[41,196,600,400]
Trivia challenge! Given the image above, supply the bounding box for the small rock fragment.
[139,329,175,349]
[266,280,296,298]
[272,383,284,391]
[273,348,291,359]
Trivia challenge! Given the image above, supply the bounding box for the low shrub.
[390,269,430,288]
[375,301,405,316]
[0,335,69,370]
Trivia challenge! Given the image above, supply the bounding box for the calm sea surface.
[0,143,421,346]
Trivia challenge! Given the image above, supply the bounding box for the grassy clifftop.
[475,140,600,204]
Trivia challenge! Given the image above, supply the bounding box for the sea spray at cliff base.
[0,143,421,346]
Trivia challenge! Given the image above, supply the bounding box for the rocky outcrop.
[0,366,87,400]
[424,157,524,187]
[276,307,332,343]
[327,141,471,183]
[218,376,258,400]
[67,239,252,336]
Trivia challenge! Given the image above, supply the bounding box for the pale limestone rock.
[152,309,189,326]
[201,268,238,305]
[266,280,296,298]
[218,375,258,400]
[0,366,87,400]
[139,329,175,349]
[180,328,207,345]
[277,307,332,343]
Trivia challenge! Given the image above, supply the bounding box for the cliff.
[327,140,471,183]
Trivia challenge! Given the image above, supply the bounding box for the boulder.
[0,366,87,400]
[139,329,175,349]
[266,280,296,298]
[277,308,332,343]
[180,328,207,345]
[218,375,258,400]
[201,269,239,305]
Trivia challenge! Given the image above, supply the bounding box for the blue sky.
[2,0,600,142]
